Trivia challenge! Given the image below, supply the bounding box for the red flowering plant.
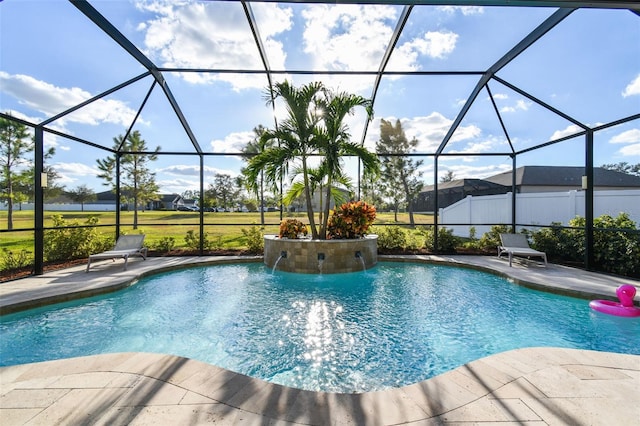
[327,201,376,239]
[279,219,309,239]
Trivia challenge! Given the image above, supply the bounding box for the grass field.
[0,210,434,254]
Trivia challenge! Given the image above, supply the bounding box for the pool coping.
[1,255,639,424]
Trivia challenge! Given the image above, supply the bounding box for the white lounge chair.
[498,233,547,267]
[86,235,147,272]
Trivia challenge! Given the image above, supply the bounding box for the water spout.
[317,253,325,274]
[272,251,287,273]
[355,251,365,271]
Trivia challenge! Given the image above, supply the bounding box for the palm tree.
[316,90,379,238]
[242,125,272,225]
[246,81,379,239]
[245,81,325,239]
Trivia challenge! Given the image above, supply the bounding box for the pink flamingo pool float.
[589,285,640,317]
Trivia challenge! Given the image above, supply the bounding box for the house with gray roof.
[485,166,640,193]
[416,166,640,212]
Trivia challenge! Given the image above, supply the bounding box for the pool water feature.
[1,262,639,393]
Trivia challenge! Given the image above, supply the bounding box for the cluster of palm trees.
[244,81,379,240]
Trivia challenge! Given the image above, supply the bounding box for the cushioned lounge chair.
[86,235,147,272]
[498,233,547,267]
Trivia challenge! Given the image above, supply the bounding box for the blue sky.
[1,1,639,196]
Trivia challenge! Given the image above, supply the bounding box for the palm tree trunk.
[321,178,333,239]
[259,171,265,225]
[302,157,318,239]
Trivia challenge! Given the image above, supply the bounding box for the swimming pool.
[1,262,639,393]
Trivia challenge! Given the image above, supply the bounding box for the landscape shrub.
[527,213,639,277]
[591,213,640,276]
[477,225,511,251]
[184,230,217,250]
[420,226,459,253]
[242,225,264,253]
[462,226,483,250]
[279,219,308,239]
[1,248,32,271]
[405,231,423,250]
[43,215,112,262]
[375,226,407,250]
[154,236,176,253]
[327,201,376,239]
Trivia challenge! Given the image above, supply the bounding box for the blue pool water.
[1,262,639,392]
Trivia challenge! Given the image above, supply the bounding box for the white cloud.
[210,131,255,154]
[619,144,640,156]
[445,163,511,180]
[157,165,201,176]
[157,164,238,178]
[457,138,499,153]
[499,99,531,113]
[0,72,141,128]
[302,4,396,71]
[137,1,292,91]
[301,4,457,90]
[610,128,640,157]
[156,177,200,194]
[397,31,458,60]
[52,162,100,185]
[437,6,484,15]
[492,93,509,100]
[610,128,640,144]
[549,124,584,141]
[622,74,640,97]
[365,112,481,152]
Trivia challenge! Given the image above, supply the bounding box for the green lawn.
[0,210,434,254]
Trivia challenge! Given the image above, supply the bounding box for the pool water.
[1,262,639,392]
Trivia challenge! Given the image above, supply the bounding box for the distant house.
[148,194,181,210]
[416,166,640,211]
[415,179,509,212]
[485,166,640,193]
[97,191,185,211]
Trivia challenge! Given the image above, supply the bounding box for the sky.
[1,0,639,197]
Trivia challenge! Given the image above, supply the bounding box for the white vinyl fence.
[439,189,640,237]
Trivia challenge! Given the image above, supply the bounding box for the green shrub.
[154,236,176,253]
[477,225,511,251]
[1,248,32,271]
[462,226,482,250]
[376,226,407,250]
[420,226,459,253]
[43,215,112,262]
[405,231,423,250]
[528,213,640,277]
[185,230,213,250]
[241,225,264,253]
[591,213,639,276]
[209,235,224,250]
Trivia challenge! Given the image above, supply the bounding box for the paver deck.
[1,255,639,425]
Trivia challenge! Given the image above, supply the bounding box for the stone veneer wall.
[264,235,377,274]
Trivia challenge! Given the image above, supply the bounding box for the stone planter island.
[264,235,377,274]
